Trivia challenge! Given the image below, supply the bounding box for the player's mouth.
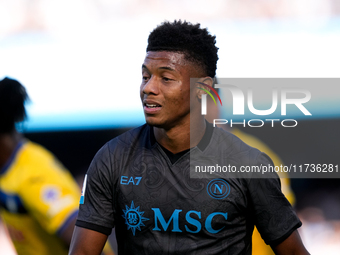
[143,101,162,114]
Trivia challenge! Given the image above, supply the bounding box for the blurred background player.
[205,85,295,255]
[0,77,114,255]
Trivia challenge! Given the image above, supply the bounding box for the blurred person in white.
[0,77,114,255]
[0,218,17,255]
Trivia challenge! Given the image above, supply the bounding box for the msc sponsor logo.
[152,208,228,234]
[122,201,228,235]
[122,201,149,236]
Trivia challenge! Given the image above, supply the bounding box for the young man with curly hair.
[0,77,114,255]
[0,78,80,255]
[69,20,310,255]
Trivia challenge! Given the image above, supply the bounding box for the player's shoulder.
[86,124,150,181]
[107,123,149,149]
[21,140,53,157]
[16,140,57,170]
[209,127,275,173]
[7,140,73,187]
[212,127,262,157]
[93,124,150,160]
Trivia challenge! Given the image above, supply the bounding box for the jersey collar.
[149,121,214,152]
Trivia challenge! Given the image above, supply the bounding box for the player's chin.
[144,117,164,127]
[145,116,172,129]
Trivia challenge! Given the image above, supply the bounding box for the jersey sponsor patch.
[79,174,87,204]
[41,185,75,216]
[41,185,61,204]
[122,201,149,236]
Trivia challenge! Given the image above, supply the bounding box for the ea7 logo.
[201,84,312,116]
[120,176,142,185]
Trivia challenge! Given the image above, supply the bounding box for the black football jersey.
[76,123,301,254]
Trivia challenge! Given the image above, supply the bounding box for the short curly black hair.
[0,77,28,133]
[147,20,219,78]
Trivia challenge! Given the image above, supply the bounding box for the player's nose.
[142,76,159,95]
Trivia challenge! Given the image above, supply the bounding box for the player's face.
[140,51,199,129]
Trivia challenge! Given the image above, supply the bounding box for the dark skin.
[69,227,108,255]
[0,131,22,169]
[272,230,310,255]
[69,51,310,255]
[140,51,211,153]
[0,129,77,248]
[69,51,211,255]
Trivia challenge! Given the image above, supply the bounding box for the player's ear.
[196,77,214,100]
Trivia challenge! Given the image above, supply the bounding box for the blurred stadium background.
[1,0,340,254]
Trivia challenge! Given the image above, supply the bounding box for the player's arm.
[271,230,310,255]
[69,226,108,255]
[59,216,77,247]
[71,143,115,255]
[19,149,82,248]
[249,154,309,255]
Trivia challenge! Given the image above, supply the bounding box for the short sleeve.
[76,143,115,235]
[247,153,302,246]
[20,152,80,235]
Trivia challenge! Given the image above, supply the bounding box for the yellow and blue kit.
[0,140,80,255]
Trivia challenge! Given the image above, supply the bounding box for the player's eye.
[162,77,172,82]
[142,75,150,81]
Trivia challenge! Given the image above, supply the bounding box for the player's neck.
[153,117,206,154]
[0,130,22,168]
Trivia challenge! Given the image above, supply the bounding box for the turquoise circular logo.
[207,179,230,199]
